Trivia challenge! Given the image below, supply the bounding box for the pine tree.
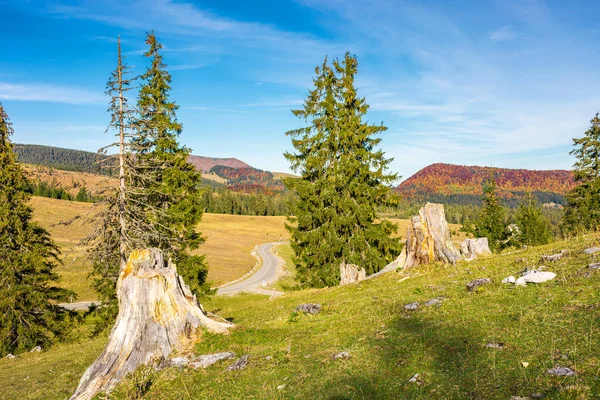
[463,174,507,252]
[131,32,208,294]
[562,112,600,234]
[0,103,76,356]
[284,53,400,287]
[515,193,552,246]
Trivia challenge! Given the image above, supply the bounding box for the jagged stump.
[70,248,233,400]
[396,203,461,269]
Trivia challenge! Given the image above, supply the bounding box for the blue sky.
[1,0,599,181]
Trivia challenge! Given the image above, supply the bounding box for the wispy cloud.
[170,60,219,70]
[489,26,516,42]
[0,82,103,104]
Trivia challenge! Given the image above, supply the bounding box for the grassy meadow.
[3,233,600,399]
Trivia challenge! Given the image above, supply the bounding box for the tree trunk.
[396,203,461,269]
[70,249,232,400]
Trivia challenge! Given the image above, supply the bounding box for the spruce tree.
[284,53,400,287]
[515,193,552,246]
[463,174,507,252]
[562,112,600,234]
[131,32,208,294]
[0,103,76,355]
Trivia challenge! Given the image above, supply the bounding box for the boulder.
[227,355,249,371]
[541,250,567,262]
[460,238,492,260]
[339,263,366,285]
[295,304,321,315]
[547,366,576,376]
[404,302,420,311]
[515,270,556,286]
[466,278,491,292]
[584,247,600,255]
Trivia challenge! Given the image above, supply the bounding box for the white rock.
[277,384,286,390]
[502,276,516,284]
[521,270,556,284]
[169,357,189,368]
[515,277,527,287]
[408,373,419,382]
[6,354,15,359]
[190,352,236,369]
[30,346,41,353]
[584,247,600,254]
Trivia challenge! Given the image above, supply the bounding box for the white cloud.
[0,82,103,104]
[489,26,516,42]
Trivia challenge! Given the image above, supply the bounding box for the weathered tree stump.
[460,238,492,260]
[395,203,461,269]
[339,262,367,285]
[70,249,233,400]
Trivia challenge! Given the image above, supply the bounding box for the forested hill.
[14,144,107,174]
[396,163,576,205]
[188,155,252,173]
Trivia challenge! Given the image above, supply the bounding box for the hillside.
[3,233,600,399]
[397,163,576,205]
[14,144,108,175]
[188,155,252,173]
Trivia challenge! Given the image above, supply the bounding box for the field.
[3,232,600,399]
[29,197,290,299]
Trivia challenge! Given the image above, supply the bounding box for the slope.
[2,234,599,399]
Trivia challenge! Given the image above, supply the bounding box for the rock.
[408,373,419,383]
[404,302,420,311]
[295,303,321,315]
[531,394,545,399]
[189,352,236,369]
[510,397,530,400]
[6,354,15,359]
[398,203,461,269]
[277,384,286,390]
[460,238,492,260]
[466,278,491,292]
[339,263,366,285]
[332,351,351,360]
[169,357,189,368]
[547,366,576,376]
[424,298,442,307]
[541,250,567,262]
[485,343,505,349]
[502,276,516,284]
[265,355,272,361]
[589,263,600,270]
[227,355,249,371]
[584,247,600,254]
[516,270,556,286]
[30,346,41,353]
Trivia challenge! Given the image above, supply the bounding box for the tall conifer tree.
[562,113,600,234]
[131,32,208,293]
[515,193,552,246]
[284,53,400,287]
[0,103,75,355]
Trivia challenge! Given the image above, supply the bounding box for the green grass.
[272,243,298,291]
[3,234,600,399]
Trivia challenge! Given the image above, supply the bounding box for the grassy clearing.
[272,243,298,290]
[28,197,290,298]
[6,234,599,399]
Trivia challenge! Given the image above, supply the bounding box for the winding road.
[58,241,287,309]
[217,241,286,296]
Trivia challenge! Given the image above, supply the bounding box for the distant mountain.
[14,144,107,175]
[396,163,576,205]
[188,155,252,173]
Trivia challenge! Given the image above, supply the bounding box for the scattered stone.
[6,354,15,359]
[589,263,600,270]
[404,302,420,311]
[541,250,567,262]
[408,373,419,383]
[265,355,272,361]
[30,346,41,353]
[502,276,516,284]
[169,357,189,368]
[584,247,600,255]
[466,278,491,292]
[515,270,556,286]
[521,361,529,368]
[295,304,321,315]
[277,384,286,390]
[424,298,442,307]
[531,394,545,400]
[485,343,505,349]
[332,351,351,360]
[190,352,236,369]
[547,366,576,376]
[510,396,530,400]
[226,355,249,371]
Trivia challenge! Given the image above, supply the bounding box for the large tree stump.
[70,249,233,400]
[397,203,461,269]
